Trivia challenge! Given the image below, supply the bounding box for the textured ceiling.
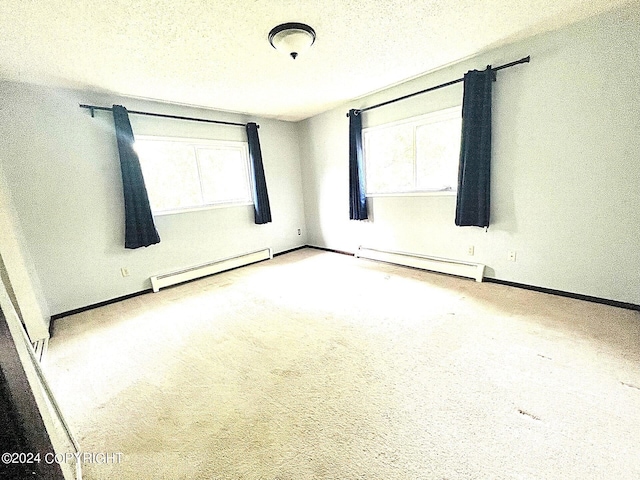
[0,0,631,121]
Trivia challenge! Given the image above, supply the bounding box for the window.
[363,106,462,195]
[134,136,252,214]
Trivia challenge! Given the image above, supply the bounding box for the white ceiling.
[0,0,630,121]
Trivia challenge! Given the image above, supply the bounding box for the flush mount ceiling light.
[268,22,316,60]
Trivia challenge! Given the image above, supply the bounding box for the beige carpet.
[44,248,640,479]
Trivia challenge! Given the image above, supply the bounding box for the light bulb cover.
[269,23,316,59]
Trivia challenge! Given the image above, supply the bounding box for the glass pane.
[197,147,251,204]
[415,116,461,191]
[135,140,202,212]
[364,123,414,194]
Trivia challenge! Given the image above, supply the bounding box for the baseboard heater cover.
[355,246,485,282]
[150,248,273,292]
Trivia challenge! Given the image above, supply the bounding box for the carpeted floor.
[44,248,640,479]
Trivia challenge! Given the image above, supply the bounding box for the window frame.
[362,105,462,198]
[135,135,254,216]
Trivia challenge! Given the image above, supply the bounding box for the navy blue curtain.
[455,67,495,228]
[112,105,160,249]
[348,109,368,220]
[246,123,272,224]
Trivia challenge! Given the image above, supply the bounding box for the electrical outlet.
[467,245,475,256]
[508,250,517,262]
[120,267,130,277]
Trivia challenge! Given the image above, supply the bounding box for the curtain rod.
[79,104,251,128]
[347,55,530,117]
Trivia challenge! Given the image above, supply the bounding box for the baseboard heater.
[150,247,273,292]
[355,246,485,282]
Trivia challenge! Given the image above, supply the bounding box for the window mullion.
[413,124,418,191]
[193,146,205,206]
[242,145,253,203]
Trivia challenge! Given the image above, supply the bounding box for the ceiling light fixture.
[268,22,316,60]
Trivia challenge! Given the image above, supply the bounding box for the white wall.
[299,2,640,305]
[0,162,50,340]
[0,83,308,315]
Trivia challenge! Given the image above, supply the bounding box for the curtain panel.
[348,109,368,220]
[246,122,272,225]
[455,67,495,228]
[112,105,160,249]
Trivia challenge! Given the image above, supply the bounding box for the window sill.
[367,190,457,198]
[153,201,253,217]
